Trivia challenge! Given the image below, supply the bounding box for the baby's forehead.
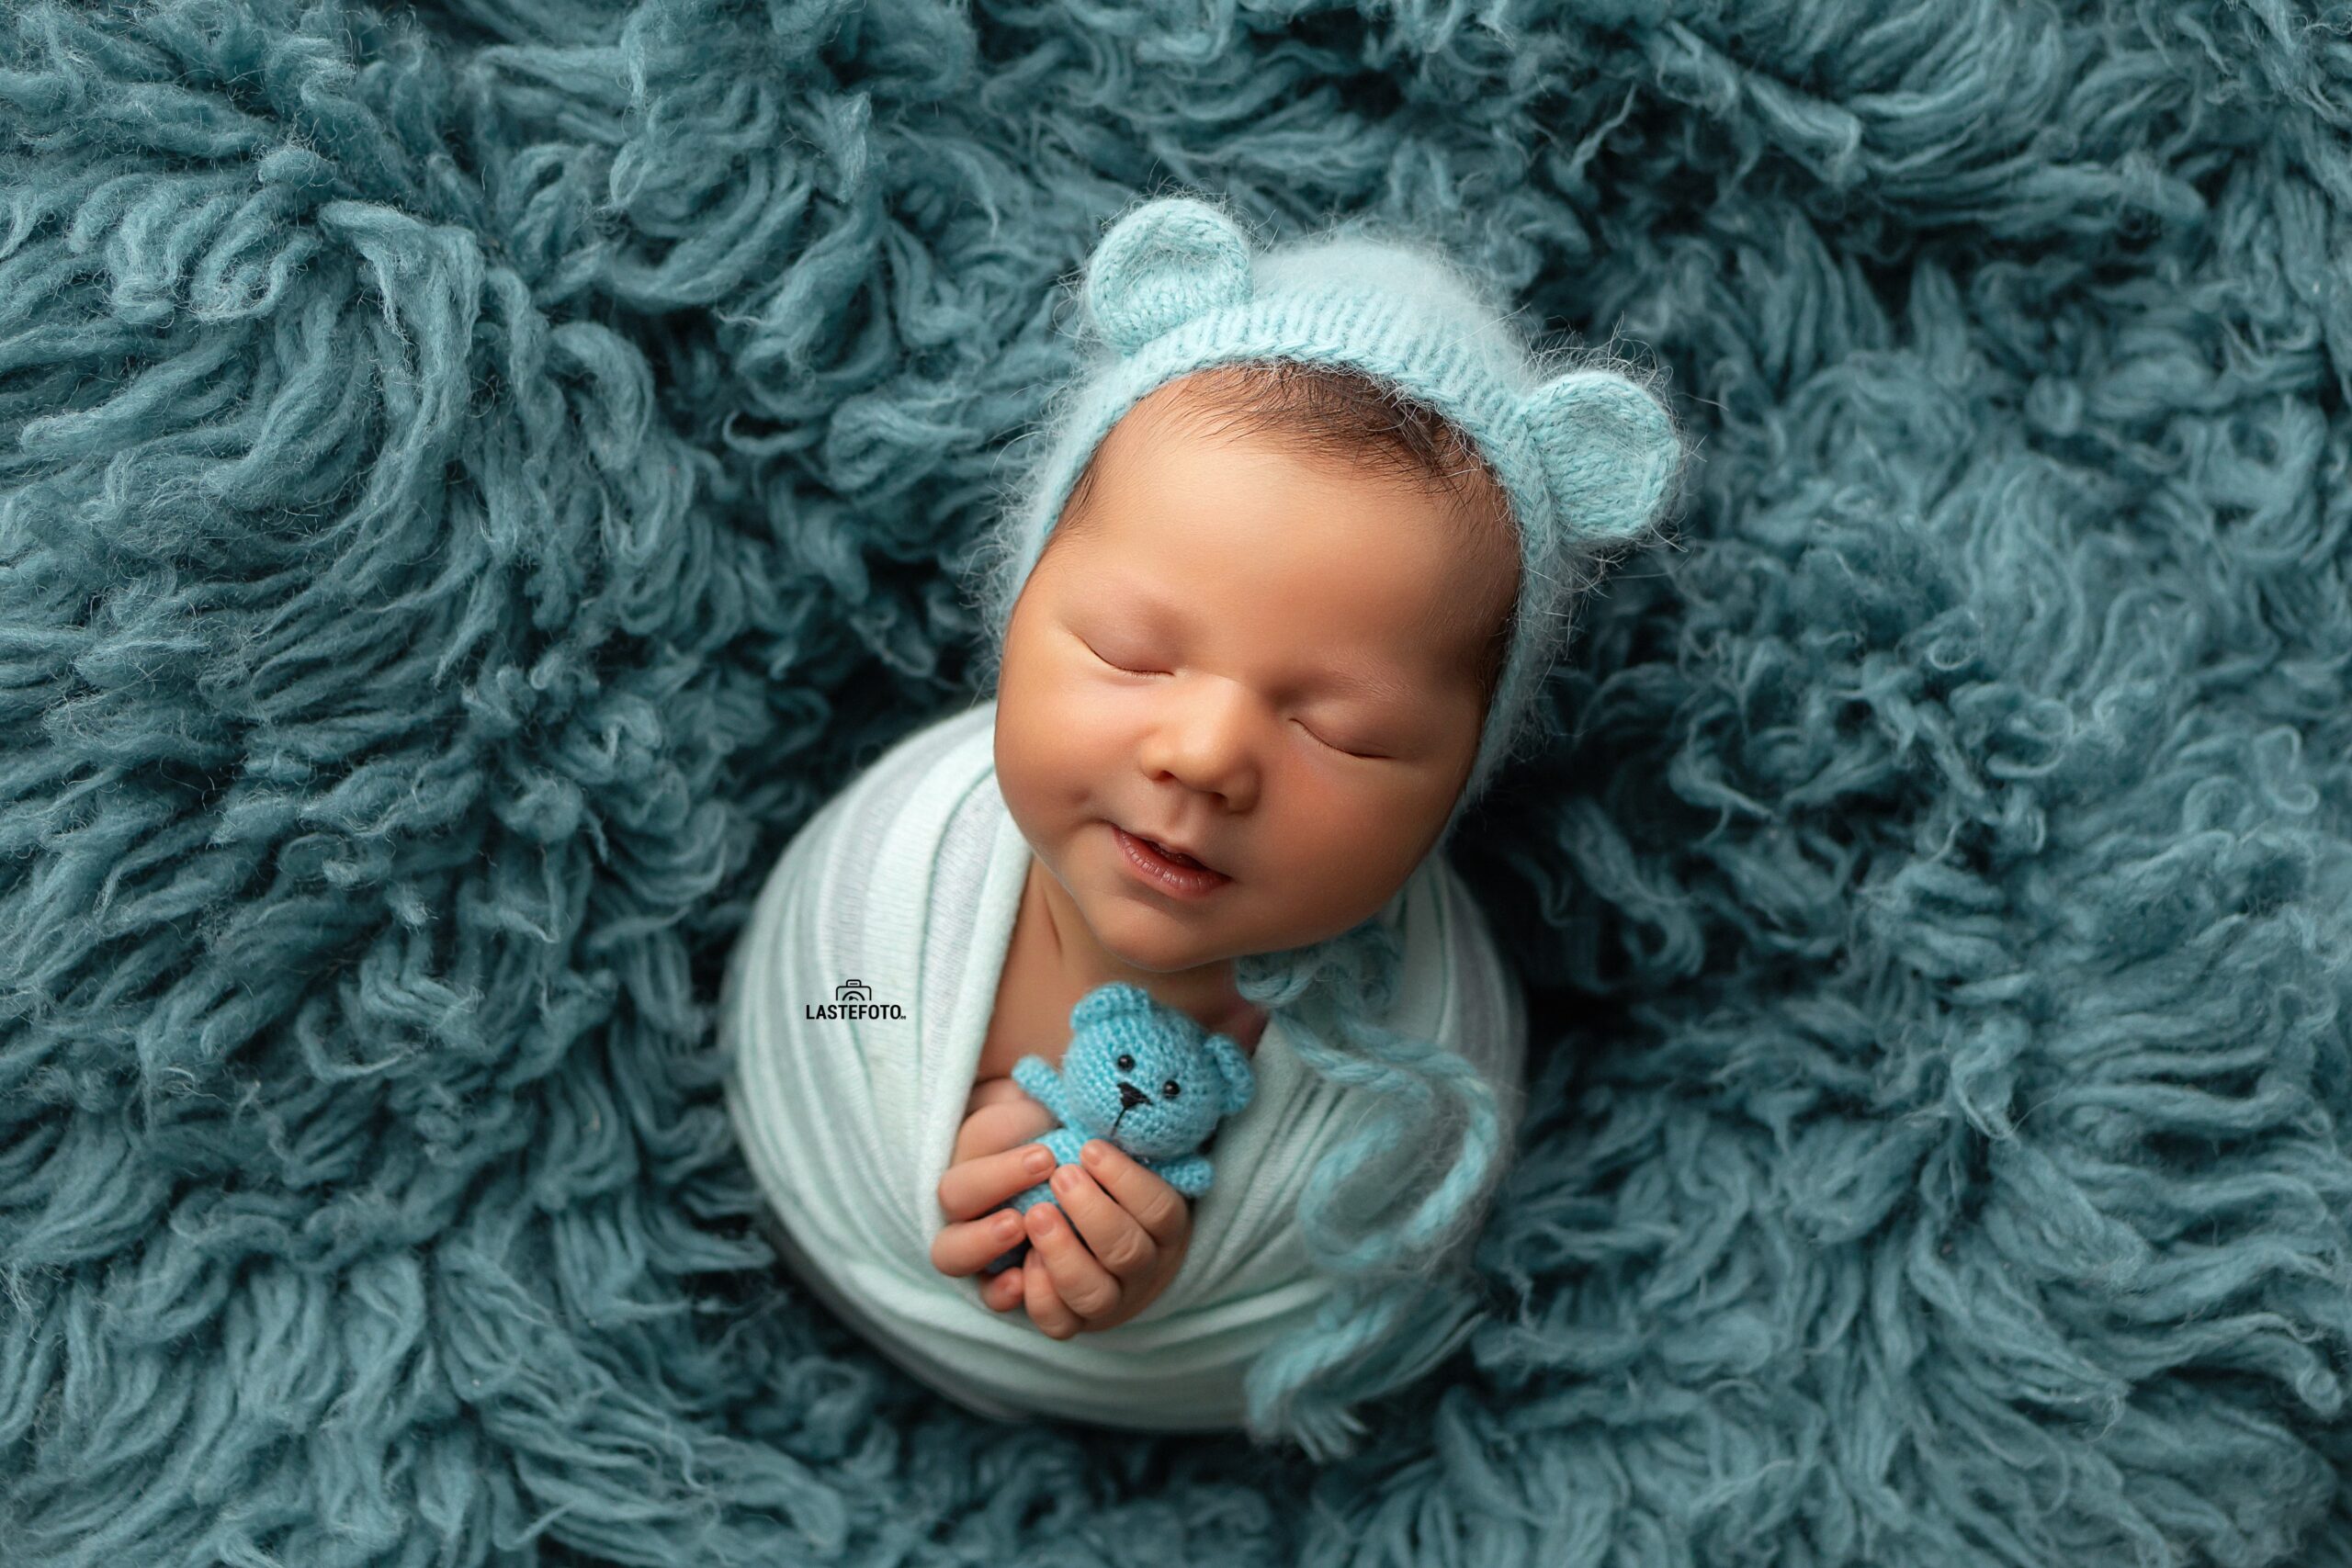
[1084,473,1505,595]
[1081,380,1516,617]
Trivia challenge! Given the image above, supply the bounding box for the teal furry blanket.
[5,1,2350,1563]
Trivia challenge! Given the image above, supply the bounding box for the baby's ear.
[1521,369,1681,544]
[1203,1035,1256,1116]
[1082,196,1255,355]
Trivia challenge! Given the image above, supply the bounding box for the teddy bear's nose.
[1118,1081,1148,1111]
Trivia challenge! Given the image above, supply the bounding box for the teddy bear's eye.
[1162,1080,1181,1100]
[1116,1053,1135,1072]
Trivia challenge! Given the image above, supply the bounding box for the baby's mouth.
[1127,829,1221,875]
[1110,822,1236,893]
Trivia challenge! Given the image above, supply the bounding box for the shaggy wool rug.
[4,1,2350,1564]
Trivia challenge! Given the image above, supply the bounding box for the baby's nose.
[1118,1081,1148,1111]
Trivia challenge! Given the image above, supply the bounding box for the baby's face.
[992,379,1517,976]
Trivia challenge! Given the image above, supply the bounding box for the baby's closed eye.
[1071,631,1399,761]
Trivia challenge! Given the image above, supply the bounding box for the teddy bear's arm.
[1149,1154,1216,1199]
[1009,1055,1070,1123]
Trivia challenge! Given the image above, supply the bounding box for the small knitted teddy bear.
[982,981,1258,1276]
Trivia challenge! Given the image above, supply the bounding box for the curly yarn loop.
[10,2,2349,1561]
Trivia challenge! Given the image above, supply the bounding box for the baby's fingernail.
[1026,1147,1055,1175]
[996,1213,1021,1239]
[1030,1205,1058,1232]
[1051,1166,1075,1194]
[1081,1141,1107,1168]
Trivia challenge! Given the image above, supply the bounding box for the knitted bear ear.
[1521,369,1680,542]
[1070,980,1154,1032]
[1081,197,1256,355]
[1203,1034,1256,1115]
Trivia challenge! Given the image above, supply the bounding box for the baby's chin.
[1082,886,1382,974]
[1080,895,1249,972]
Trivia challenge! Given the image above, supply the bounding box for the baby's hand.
[932,1079,1194,1339]
[1009,1135,1193,1338]
[931,1082,1060,1286]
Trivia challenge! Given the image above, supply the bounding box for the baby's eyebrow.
[1100,583,1427,705]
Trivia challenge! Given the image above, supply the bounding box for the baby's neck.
[1025,854,1262,1032]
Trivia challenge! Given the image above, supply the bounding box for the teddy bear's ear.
[1081,197,1255,355]
[1070,981,1153,1032]
[1521,369,1680,544]
[1204,1035,1256,1115]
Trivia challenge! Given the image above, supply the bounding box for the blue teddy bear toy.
[982,981,1257,1276]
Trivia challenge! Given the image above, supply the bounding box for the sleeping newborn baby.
[718,195,1686,1458]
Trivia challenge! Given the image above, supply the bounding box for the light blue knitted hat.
[983,191,1688,847]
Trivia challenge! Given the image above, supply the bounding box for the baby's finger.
[1045,1163,1156,1283]
[1023,1241,1083,1340]
[982,1264,1025,1312]
[1024,1200,1119,1322]
[935,1143,1057,1223]
[928,1209,1028,1278]
[1075,1141,1190,1247]
[950,1097,1058,1166]
[962,1076,1033,1116]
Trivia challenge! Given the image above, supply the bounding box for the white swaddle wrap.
[718,697,1528,1432]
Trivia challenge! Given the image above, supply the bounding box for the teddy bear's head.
[1059,982,1256,1159]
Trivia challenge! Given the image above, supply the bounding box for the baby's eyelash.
[1077,638,1385,761]
[1296,722,1384,761]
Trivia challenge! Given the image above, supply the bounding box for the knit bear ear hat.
[984,193,1690,849]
